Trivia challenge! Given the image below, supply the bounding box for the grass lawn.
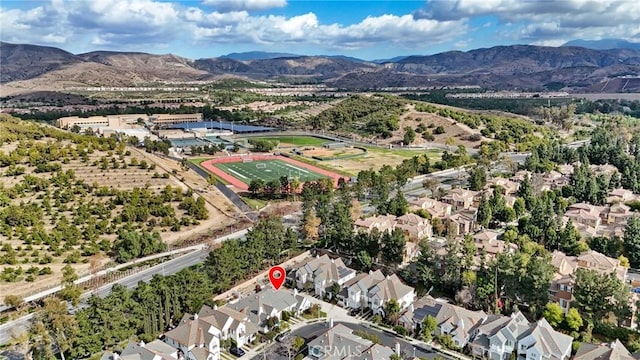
[250,136,328,147]
[214,159,326,185]
[302,310,328,319]
[241,196,268,210]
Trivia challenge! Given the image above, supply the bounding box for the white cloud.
[190,12,467,49]
[423,0,640,43]
[201,0,286,12]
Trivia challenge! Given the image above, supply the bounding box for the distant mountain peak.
[562,38,640,50]
[221,51,301,61]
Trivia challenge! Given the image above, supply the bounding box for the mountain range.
[562,38,640,51]
[1,41,640,93]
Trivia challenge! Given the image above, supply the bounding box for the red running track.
[200,155,348,191]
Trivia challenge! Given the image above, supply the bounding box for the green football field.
[214,159,326,184]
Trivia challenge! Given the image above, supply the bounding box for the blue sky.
[1,0,639,60]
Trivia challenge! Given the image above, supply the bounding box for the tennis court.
[214,159,325,184]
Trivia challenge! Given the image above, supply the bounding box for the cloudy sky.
[1,0,639,60]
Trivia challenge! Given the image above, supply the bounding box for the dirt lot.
[301,147,364,158]
[0,141,238,299]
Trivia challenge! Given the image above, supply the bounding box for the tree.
[624,216,640,268]
[29,297,78,360]
[356,250,373,271]
[565,308,583,331]
[468,167,487,191]
[477,195,493,228]
[302,210,321,243]
[619,255,630,268]
[416,241,438,287]
[421,315,437,342]
[248,179,265,197]
[60,264,81,306]
[403,127,416,145]
[381,229,406,267]
[573,268,629,321]
[422,178,439,197]
[543,302,564,328]
[387,190,409,216]
[248,139,277,152]
[385,299,401,325]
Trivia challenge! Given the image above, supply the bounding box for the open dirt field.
[301,147,364,158]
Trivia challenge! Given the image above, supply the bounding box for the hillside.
[0,42,84,83]
[0,115,235,298]
[2,42,640,92]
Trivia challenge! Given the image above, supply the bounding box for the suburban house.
[515,318,572,360]
[541,170,570,190]
[342,270,415,315]
[395,213,433,240]
[485,178,520,196]
[468,315,512,359]
[485,312,531,360]
[399,295,444,331]
[433,302,486,348]
[400,295,486,348]
[304,323,395,360]
[564,203,604,228]
[549,250,626,312]
[473,230,518,262]
[354,214,432,241]
[606,188,638,204]
[227,286,311,333]
[104,340,180,360]
[409,197,452,218]
[446,209,477,237]
[442,188,478,211]
[367,274,416,316]
[603,203,634,225]
[163,315,220,360]
[197,304,259,348]
[354,214,397,234]
[293,255,357,298]
[574,339,635,360]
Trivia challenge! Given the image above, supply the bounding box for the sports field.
[200,155,346,191]
[215,159,325,184]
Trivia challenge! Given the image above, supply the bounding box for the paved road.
[0,229,249,345]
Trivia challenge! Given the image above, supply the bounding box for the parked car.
[230,347,245,357]
[276,330,291,342]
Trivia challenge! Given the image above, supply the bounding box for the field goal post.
[242,155,253,163]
